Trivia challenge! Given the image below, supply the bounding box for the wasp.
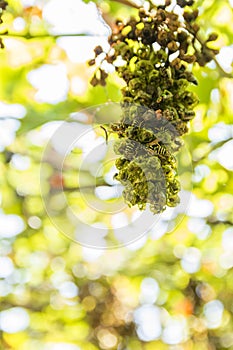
[147,138,159,147]
[110,122,126,137]
[132,118,145,129]
[125,141,136,156]
[156,144,168,156]
[182,110,195,121]
[152,144,171,160]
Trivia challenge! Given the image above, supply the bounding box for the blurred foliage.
[0,0,233,350]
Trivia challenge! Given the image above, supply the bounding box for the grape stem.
[194,32,232,79]
[185,21,233,79]
[0,32,104,39]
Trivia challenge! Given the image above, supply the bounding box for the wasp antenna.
[100,125,109,145]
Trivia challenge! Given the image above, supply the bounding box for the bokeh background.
[0,0,233,349]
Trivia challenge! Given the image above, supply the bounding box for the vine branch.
[213,57,233,79]
[112,0,140,9]
[0,32,105,39]
[184,21,233,79]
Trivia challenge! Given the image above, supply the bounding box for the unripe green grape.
[135,60,154,73]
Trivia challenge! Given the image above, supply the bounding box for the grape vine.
[89,0,218,214]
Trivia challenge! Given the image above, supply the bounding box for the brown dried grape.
[94,45,103,56]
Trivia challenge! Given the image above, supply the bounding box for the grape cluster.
[0,0,8,49]
[89,0,218,214]
[112,107,182,212]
